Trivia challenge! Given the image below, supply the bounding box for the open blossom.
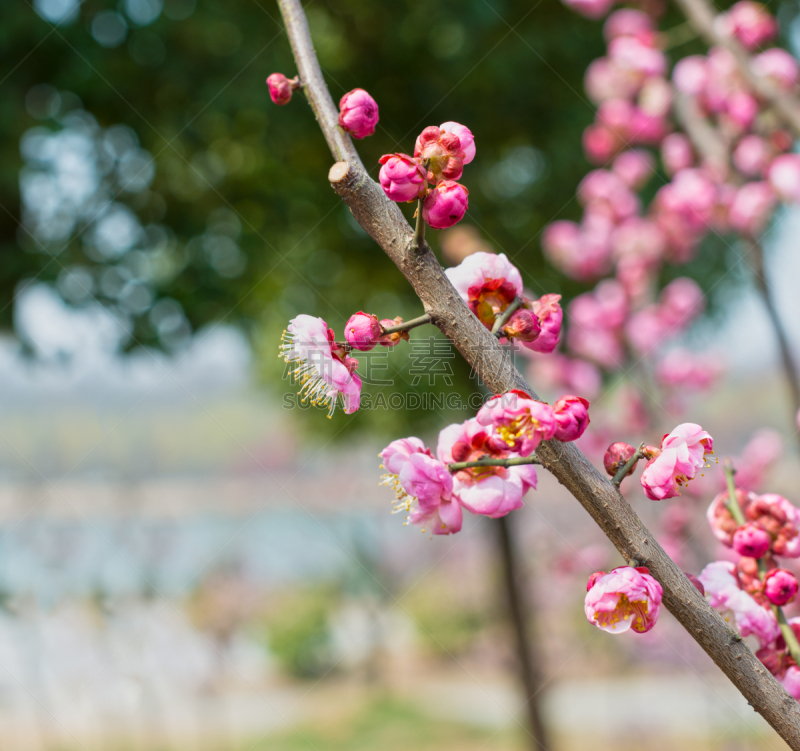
[476,390,558,455]
[378,154,426,202]
[344,312,381,352]
[423,181,469,229]
[585,566,663,634]
[552,396,590,442]
[438,418,537,518]
[280,314,361,415]
[415,126,464,183]
[445,251,523,328]
[699,561,780,645]
[266,73,295,105]
[708,490,800,557]
[524,294,562,353]
[717,1,778,50]
[380,438,461,534]
[640,423,714,500]
[612,149,654,190]
[338,88,379,139]
[764,569,799,606]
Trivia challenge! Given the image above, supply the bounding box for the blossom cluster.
[379,123,474,229]
[380,390,590,535]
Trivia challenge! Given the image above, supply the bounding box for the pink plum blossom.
[398,452,454,509]
[438,418,538,518]
[280,315,362,415]
[422,180,469,229]
[266,73,295,105]
[659,277,705,330]
[525,352,602,401]
[782,667,800,700]
[578,169,640,222]
[524,294,562,353]
[583,124,623,163]
[338,88,379,139]
[603,9,654,41]
[585,59,640,104]
[445,251,523,329]
[764,569,799,606]
[672,56,709,98]
[502,309,541,343]
[768,154,800,203]
[562,0,616,20]
[378,154,427,202]
[655,349,722,391]
[732,522,772,558]
[567,280,627,369]
[439,121,476,164]
[380,437,429,474]
[612,149,654,190]
[734,428,783,492]
[717,1,779,50]
[655,169,717,233]
[608,36,667,80]
[640,423,714,500]
[661,133,694,176]
[344,312,381,352]
[542,216,613,281]
[584,566,663,634]
[752,48,800,90]
[728,182,776,236]
[733,135,771,177]
[552,395,591,442]
[476,390,558,455]
[414,126,464,183]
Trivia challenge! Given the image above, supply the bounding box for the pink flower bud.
[415,126,465,183]
[267,73,295,105]
[583,124,622,164]
[726,90,759,130]
[661,134,694,176]
[732,522,772,558]
[422,180,469,229]
[733,135,770,177]
[612,149,654,190]
[587,570,607,591]
[344,312,381,351]
[604,442,637,477]
[553,395,590,442]
[764,568,799,606]
[502,309,541,342]
[523,294,562,354]
[728,182,776,237]
[752,49,799,90]
[378,317,409,347]
[603,9,654,41]
[717,1,779,50]
[768,154,800,203]
[659,277,704,330]
[672,56,709,97]
[378,153,426,202]
[439,122,476,164]
[685,572,705,595]
[338,88,379,139]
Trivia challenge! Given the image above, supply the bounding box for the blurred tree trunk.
[495,515,550,751]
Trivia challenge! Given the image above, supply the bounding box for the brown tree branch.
[671,0,800,136]
[275,0,800,745]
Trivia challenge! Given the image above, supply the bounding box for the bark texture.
[277,0,800,745]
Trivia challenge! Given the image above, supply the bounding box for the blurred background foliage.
[3,0,784,439]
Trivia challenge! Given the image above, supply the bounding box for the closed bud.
[553,395,591,442]
[604,442,637,477]
[502,309,541,342]
[764,568,799,606]
[338,89,379,139]
[344,312,381,352]
[732,522,771,559]
[266,73,296,105]
[422,181,469,229]
[379,154,427,203]
[378,317,410,347]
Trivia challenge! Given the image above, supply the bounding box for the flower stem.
[379,313,432,336]
[447,454,540,472]
[612,444,644,488]
[723,460,746,526]
[491,297,522,337]
[776,606,800,665]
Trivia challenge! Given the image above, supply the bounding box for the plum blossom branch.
[274,0,800,743]
[379,313,432,336]
[612,443,645,487]
[446,455,541,472]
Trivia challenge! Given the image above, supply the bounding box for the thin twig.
[612,444,644,488]
[491,296,522,336]
[447,455,540,472]
[379,313,432,336]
